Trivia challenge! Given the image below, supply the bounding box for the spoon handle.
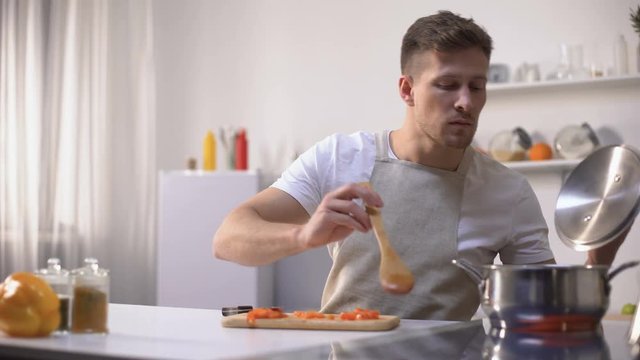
[366,206,391,251]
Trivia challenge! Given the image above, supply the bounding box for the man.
[213,11,623,320]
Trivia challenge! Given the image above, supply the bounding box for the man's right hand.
[213,182,383,266]
[295,183,384,249]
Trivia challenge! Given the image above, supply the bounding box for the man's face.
[403,47,488,149]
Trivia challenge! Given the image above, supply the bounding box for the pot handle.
[451,259,484,285]
[607,260,640,281]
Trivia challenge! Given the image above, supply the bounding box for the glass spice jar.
[70,258,110,333]
[35,258,71,332]
[488,127,532,162]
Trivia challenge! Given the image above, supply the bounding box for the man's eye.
[470,82,487,91]
[436,83,457,90]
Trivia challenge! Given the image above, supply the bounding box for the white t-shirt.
[272,131,554,265]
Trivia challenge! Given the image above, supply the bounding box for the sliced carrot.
[293,310,325,319]
[246,307,380,325]
[246,307,287,325]
[340,312,357,320]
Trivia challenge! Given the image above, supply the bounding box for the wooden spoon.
[360,184,414,294]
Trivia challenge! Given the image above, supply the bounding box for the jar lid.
[71,257,109,277]
[555,145,640,250]
[513,127,532,150]
[35,258,69,277]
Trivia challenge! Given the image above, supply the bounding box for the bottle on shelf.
[614,34,629,76]
[235,128,248,170]
[219,126,237,170]
[547,44,589,81]
[203,130,217,171]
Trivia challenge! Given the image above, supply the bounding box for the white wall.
[153,0,640,312]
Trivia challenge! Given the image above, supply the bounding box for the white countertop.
[0,304,454,360]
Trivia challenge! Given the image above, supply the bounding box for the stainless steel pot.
[453,259,639,332]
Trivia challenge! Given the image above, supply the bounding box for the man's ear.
[398,75,414,106]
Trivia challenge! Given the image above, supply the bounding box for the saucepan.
[453,258,639,332]
[453,144,640,332]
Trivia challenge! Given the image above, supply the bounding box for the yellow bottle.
[203,131,216,171]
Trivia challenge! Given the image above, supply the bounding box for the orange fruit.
[528,142,553,161]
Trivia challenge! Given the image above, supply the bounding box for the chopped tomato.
[293,310,325,319]
[246,307,287,325]
[245,307,380,325]
[339,308,380,321]
[340,312,357,320]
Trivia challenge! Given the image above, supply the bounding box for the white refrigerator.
[157,170,273,309]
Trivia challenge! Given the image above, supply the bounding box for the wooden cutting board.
[221,313,400,331]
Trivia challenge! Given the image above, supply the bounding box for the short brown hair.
[401,11,493,75]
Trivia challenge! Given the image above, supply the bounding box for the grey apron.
[320,130,479,320]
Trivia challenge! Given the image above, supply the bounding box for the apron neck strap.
[375,130,390,160]
[375,130,475,175]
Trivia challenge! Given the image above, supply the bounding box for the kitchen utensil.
[555,144,640,250]
[359,182,414,294]
[221,305,254,317]
[221,312,400,331]
[554,122,599,160]
[488,127,532,162]
[452,258,640,331]
[366,205,415,294]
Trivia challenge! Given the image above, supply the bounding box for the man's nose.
[454,87,472,112]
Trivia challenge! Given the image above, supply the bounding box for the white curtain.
[0,0,156,304]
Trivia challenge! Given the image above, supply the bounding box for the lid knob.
[83,257,100,273]
[47,258,62,272]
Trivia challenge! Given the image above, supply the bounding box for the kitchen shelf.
[503,158,582,172]
[487,74,640,94]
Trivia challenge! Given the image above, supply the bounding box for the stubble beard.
[446,127,476,149]
[420,123,476,150]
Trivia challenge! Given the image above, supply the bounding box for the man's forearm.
[585,225,630,266]
[213,207,307,266]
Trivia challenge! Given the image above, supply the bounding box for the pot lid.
[554,145,640,250]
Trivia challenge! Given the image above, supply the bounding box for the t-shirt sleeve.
[499,179,555,264]
[270,132,375,216]
[271,137,330,216]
